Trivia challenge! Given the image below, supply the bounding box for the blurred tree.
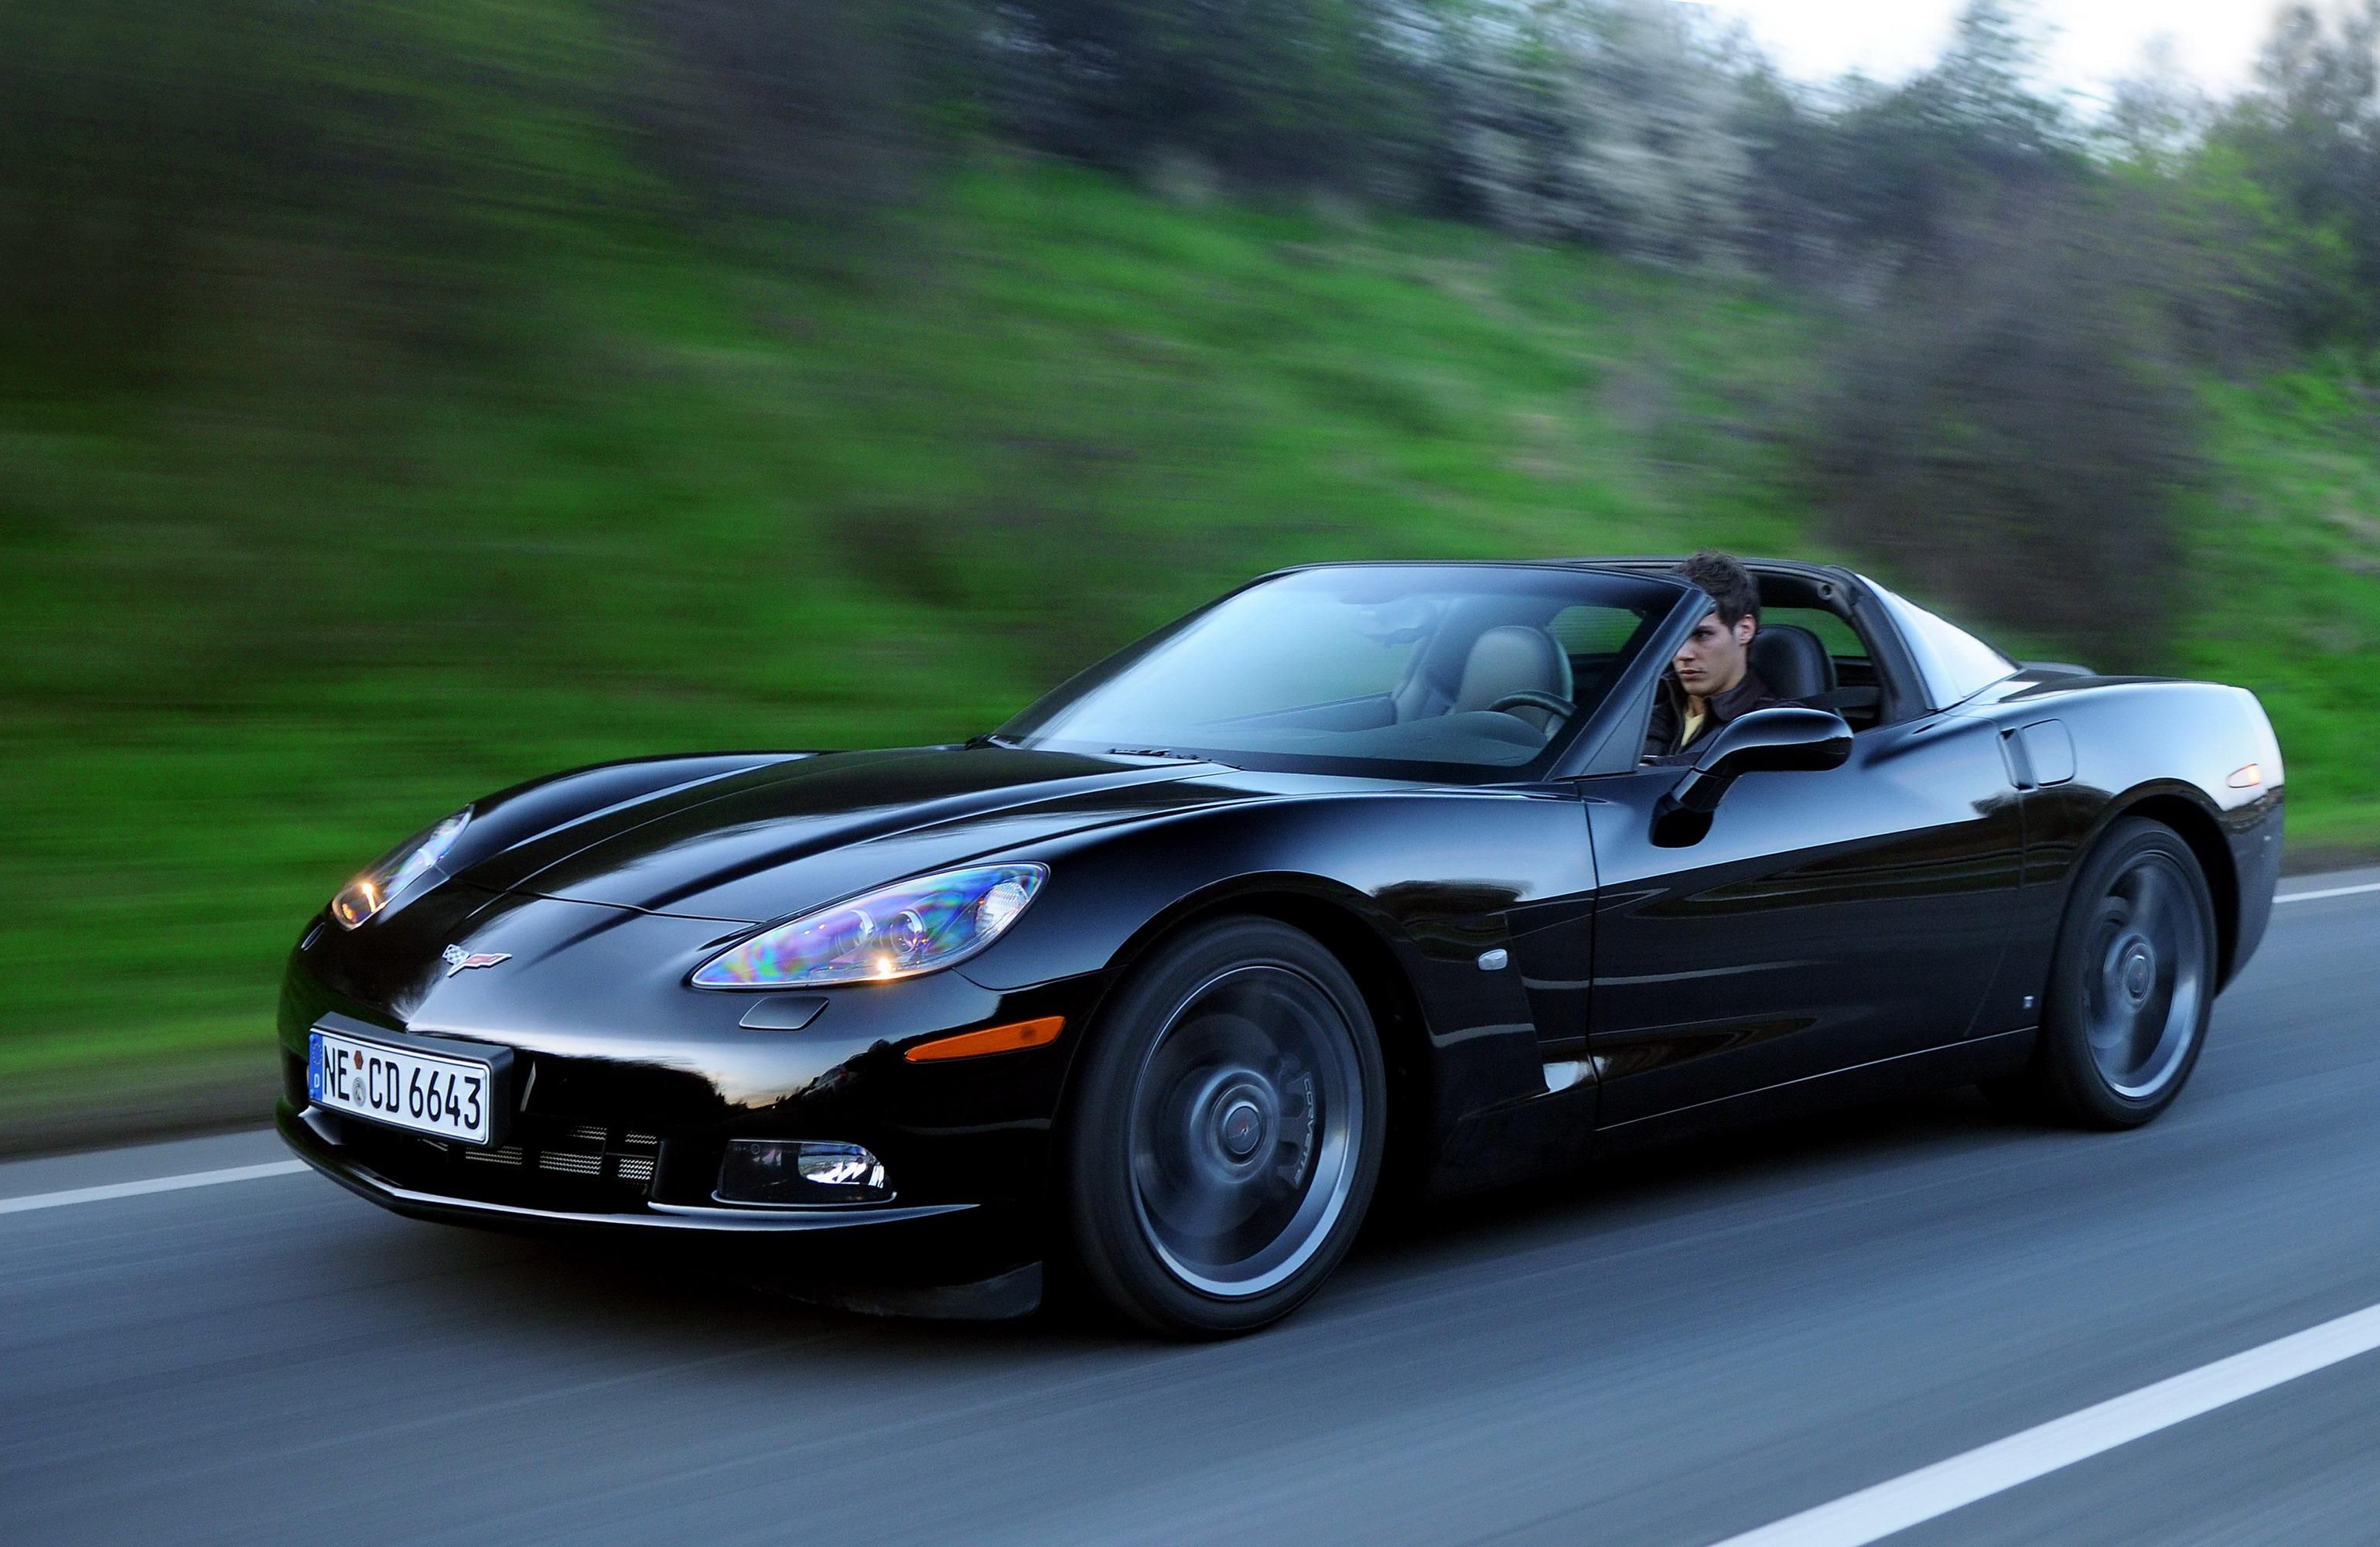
[0,1,316,380]
[621,0,965,246]
[985,0,1429,195]
[2208,0,2380,343]
[1729,69,1884,290]
[2099,36,2213,171]
[1429,0,1750,264]
[1806,187,2198,666]
[1736,1,2079,284]
[1919,0,2067,164]
[2110,143,2359,368]
[0,0,574,384]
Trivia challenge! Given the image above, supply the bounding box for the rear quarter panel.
[1960,677,2285,1002]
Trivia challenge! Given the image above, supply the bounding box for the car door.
[1581,709,2026,1131]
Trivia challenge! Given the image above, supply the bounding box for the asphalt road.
[9,869,2380,1547]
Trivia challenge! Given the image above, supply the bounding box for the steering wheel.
[1487,690,1577,723]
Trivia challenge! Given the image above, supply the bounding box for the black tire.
[1998,817,2218,1129]
[1060,917,1387,1337]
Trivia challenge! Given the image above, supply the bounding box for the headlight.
[691,863,1047,989]
[330,809,471,930]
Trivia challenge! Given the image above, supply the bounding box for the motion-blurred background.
[5,0,2377,1141]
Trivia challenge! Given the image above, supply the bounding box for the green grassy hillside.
[2187,366,2380,845]
[5,160,2377,1113]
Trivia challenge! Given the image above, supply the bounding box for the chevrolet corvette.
[278,559,2285,1335]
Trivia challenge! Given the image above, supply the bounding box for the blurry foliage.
[0,0,605,387]
[619,0,964,244]
[2203,1,2380,345]
[1429,0,1751,265]
[1805,189,2200,668]
[2185,359,2380,832]
[2098,37,2214,169]
[2105,143,2360,370]
[1733,2,2080,285]
[984,0,1431,195]
[0,0,265,376]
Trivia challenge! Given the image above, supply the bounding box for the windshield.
[1000,565,1678,780]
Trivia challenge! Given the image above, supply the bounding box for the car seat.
[1748,623,1835,705]
[1450,627,1574,734]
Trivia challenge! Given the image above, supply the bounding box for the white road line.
[1709,1302,2380,1547]
[2276,881,2380,905]
[0,1159,310,1216]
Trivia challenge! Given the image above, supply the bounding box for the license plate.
[308,1030,494,1145]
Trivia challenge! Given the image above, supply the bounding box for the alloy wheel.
[1125,963,1366,1298]
[2079,849,2209,1101]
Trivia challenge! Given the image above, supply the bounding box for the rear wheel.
[1060,918,1385,1337]
[1999,818,2217,1128]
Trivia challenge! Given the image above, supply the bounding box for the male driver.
[1642,549,1785,765]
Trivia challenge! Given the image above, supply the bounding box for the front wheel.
[2002,818,2218,1129]
[1060,918,1385,1337]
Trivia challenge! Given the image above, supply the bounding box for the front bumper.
[277,885,1110,1295]
[278,1100,978,1237]
[280,1101,1047,1316]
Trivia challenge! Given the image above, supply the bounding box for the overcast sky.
[1692,2,2293,100]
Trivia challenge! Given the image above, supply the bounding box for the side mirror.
[1654,707,1852,846]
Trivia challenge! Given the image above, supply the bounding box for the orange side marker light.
[2228,763,2264,790]
[904,1016,1065,1064]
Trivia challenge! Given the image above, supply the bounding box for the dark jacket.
[1641,668,1786,767]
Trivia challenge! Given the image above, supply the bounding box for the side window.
[1547,606,1642,657]
[1549,605,1657,706]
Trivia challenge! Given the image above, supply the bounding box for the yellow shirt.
[1682,703,1709,748]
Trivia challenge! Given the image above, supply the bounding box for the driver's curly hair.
[1675,549,1759,628]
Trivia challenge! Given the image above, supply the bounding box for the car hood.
[451,746,1227,924]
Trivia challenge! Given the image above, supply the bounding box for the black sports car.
[278,559,2286,1335]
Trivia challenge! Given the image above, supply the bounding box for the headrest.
[1747,623,1835,704]
[1453,627,1573,727]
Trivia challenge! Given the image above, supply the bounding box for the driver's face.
[1674,610,1755,700]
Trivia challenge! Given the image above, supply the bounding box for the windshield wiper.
[965,733,1021,750]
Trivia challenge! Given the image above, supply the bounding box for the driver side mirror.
[1653,707,1852,847]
